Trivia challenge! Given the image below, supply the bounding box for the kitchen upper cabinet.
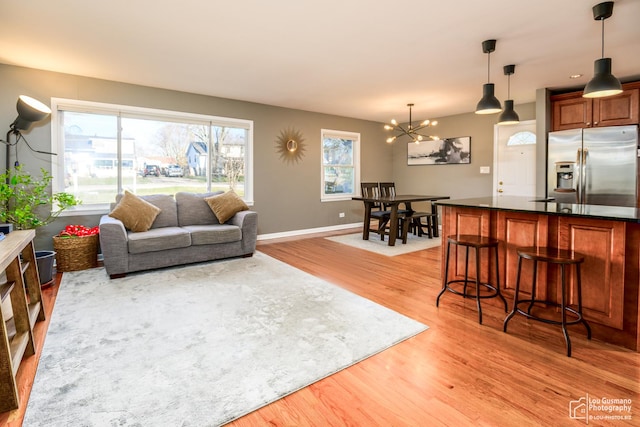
[551,82,640,131]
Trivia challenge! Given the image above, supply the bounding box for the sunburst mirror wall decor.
[275,127,306,164]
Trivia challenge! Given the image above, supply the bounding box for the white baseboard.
[257,222,362,241]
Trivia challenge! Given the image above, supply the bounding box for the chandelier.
[384,103,438,144]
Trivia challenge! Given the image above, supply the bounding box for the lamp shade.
[475,83,502,114]
[11,95,52,131]
[583,58,622,98]
[498,100,520,125]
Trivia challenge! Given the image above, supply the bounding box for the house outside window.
[321,129,360,201]
[51,99,253,214]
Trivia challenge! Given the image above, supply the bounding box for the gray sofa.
[99,192,258,278]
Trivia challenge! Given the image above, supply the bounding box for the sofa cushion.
[182,225,242,245]
[175,191,224,226]
[204,190,249,223]
[127,227,191,254]
[114,192,178,229]
[109,190,161,232]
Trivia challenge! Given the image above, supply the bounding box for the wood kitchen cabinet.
[551,82,640,131]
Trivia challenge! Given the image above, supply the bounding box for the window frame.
[50,98,253,215]
[320,128,360,202]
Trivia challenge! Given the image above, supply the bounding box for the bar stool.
[437,234,508,324]
[503,247,592,357]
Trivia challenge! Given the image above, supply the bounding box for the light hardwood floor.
[2,229,638,426]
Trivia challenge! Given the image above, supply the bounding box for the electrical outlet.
[480,166,490,174]
[339,212,345,218]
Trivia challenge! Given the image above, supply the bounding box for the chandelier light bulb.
[384,125,393,130]
[391,119,397,125]
[421,120,430,126]
[386,136,396,143]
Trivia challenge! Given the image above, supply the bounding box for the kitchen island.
[435,196,640,351]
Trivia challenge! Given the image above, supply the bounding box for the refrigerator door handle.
[582,148,589,203]
[576,149,582,203]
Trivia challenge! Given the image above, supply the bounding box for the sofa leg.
[242,253,254,258]
[109,273,127,279]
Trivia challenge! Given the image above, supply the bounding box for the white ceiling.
[1,0,639,123]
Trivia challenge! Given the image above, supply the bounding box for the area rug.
[24,252,428,426]
[326,232,442,256]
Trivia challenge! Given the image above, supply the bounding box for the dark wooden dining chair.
[405,199,438,238]
[378,182,411,242]
[360,182,391,239]
[408,209,437,238]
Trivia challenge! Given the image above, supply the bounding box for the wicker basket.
[53,234,99,272]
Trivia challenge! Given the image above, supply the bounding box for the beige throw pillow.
[205,190,249,223]
[109,190,161,232]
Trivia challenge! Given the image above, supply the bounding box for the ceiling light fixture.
[498,64,520,125]
[583,1,622,98]
[475,39,502,114]
[384,103,438,144]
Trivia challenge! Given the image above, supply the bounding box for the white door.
[493,120,537,197]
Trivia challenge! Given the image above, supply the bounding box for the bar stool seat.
[437,234,508,324]
[503,246,592,357]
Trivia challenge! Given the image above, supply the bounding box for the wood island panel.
[440,206,492,285]
[558,217,626,329]
[440,204,640,351]
[496,211,549,299]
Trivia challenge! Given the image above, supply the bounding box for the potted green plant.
[0,166,80,285]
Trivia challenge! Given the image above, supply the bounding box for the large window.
[321,129,360,201]
[51,99,253,213]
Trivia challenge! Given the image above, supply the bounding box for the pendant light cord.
[600,18,605,58]
[487,51,491,82]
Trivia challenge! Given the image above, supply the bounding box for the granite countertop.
[435,196,640,223]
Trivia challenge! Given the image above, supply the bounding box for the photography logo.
[569,393,633,424]
[569,395,589,422]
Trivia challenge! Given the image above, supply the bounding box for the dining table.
[351,194,450,246]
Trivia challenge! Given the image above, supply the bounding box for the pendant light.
[583,1,622,98]
[498,65,520,125]
[475,39,502,114]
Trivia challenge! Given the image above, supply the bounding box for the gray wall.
[392,102,536,205]
[0,63,537,251]
[0,64,395,250]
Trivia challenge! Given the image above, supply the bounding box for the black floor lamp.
[5,95,52,181]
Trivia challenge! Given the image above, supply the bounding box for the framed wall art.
[407,136,471,166]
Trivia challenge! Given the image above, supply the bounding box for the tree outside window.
[52,99,253,210]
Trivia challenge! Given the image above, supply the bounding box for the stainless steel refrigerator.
[547,125,639,207]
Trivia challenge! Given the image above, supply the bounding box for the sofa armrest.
[99,215,129,276]
[231,210,258,253]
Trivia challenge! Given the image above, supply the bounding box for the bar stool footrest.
[513,299,585,326]
[445,280,503,300]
